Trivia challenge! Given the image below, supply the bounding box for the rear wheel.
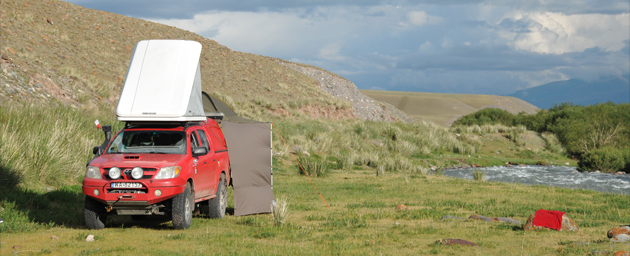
[172,183,193,229]
[84,197,107,229]
[208,174,227,218]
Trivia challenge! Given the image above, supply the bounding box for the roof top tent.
[117,40,205,122]
[116,39,274,216]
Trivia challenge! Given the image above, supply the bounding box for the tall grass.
[271,196,289,226]
[0,104,121,189]
[296,156,331,177]
[541,131,565,154]
[274,119,478,173]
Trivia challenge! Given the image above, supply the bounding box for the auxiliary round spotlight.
[109,167,121,179]
[131,167,144,180]
[155,190,162,197]
[94,189,100,196]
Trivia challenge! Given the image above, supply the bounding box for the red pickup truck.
[82,118,230,229]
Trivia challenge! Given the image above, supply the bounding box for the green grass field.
[2,165,629,255]
[360,90,539,127]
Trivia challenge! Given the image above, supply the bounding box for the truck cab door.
[190,130,212,199]
[196,129,218,195]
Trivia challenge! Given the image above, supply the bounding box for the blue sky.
[66,0,630,95]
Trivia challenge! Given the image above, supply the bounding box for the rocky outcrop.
[278,61,414,122]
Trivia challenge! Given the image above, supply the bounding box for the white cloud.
[419,41,433,52]
[408,11,428,26]
[318,43,346,61]
[407,10,444,26]
[499,12,630,54]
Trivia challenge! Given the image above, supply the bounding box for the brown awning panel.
[221,121,274,216]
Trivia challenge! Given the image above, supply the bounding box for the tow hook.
[152,204,165,215]
[105,195,134,212]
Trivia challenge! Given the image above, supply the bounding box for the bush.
[452,108,515,127]
[578,147,630,173]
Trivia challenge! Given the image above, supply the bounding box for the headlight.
[109,167,121,179]
[85,166,102,179]
[131,167,144,180]
[154,166,181,179]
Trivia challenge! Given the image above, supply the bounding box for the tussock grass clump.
[473,169,486,181]
[296,156,331,177]
[505,130,526,146]
[451,124,525,135]
[541,132,565,154]
[271,196,289,226]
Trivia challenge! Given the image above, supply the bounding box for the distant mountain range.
[507,76,630,109]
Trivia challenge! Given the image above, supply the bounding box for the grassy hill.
[0,0,364,122]
[361,90,539,127]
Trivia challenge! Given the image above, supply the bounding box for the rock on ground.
[469,214,522,225]
[394,204,408,210]
[608,225,630,243]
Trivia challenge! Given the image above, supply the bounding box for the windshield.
[106,130,187,154]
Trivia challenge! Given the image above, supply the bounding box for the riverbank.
[442,165,630,195]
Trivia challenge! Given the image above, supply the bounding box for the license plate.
[111,182,142,188]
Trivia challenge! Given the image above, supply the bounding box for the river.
[441,165,630,195]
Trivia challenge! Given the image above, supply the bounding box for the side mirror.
[93,146,100,155]
[193,147,208,156]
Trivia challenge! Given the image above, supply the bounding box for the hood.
[89,153,187,168]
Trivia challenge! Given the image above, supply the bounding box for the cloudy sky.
[67,0,629,95]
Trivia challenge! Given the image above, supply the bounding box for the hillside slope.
[0,0,410,122]
[361,90,539,127]
[508,77,630,109]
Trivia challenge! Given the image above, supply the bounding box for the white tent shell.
[116,40,205,121]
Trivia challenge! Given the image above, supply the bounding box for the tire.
[172,183,193,229]
[84,197,107,230]
[208,174,227,218]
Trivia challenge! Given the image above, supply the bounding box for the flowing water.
[441,165,630,195]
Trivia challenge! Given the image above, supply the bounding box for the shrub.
[578,147,630,173]
[452,108,515,127]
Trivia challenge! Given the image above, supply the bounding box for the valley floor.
[2,168,629,255]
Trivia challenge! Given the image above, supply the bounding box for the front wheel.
[208,174,227,218]
[84,197,107,229]
[172,183,193,229]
